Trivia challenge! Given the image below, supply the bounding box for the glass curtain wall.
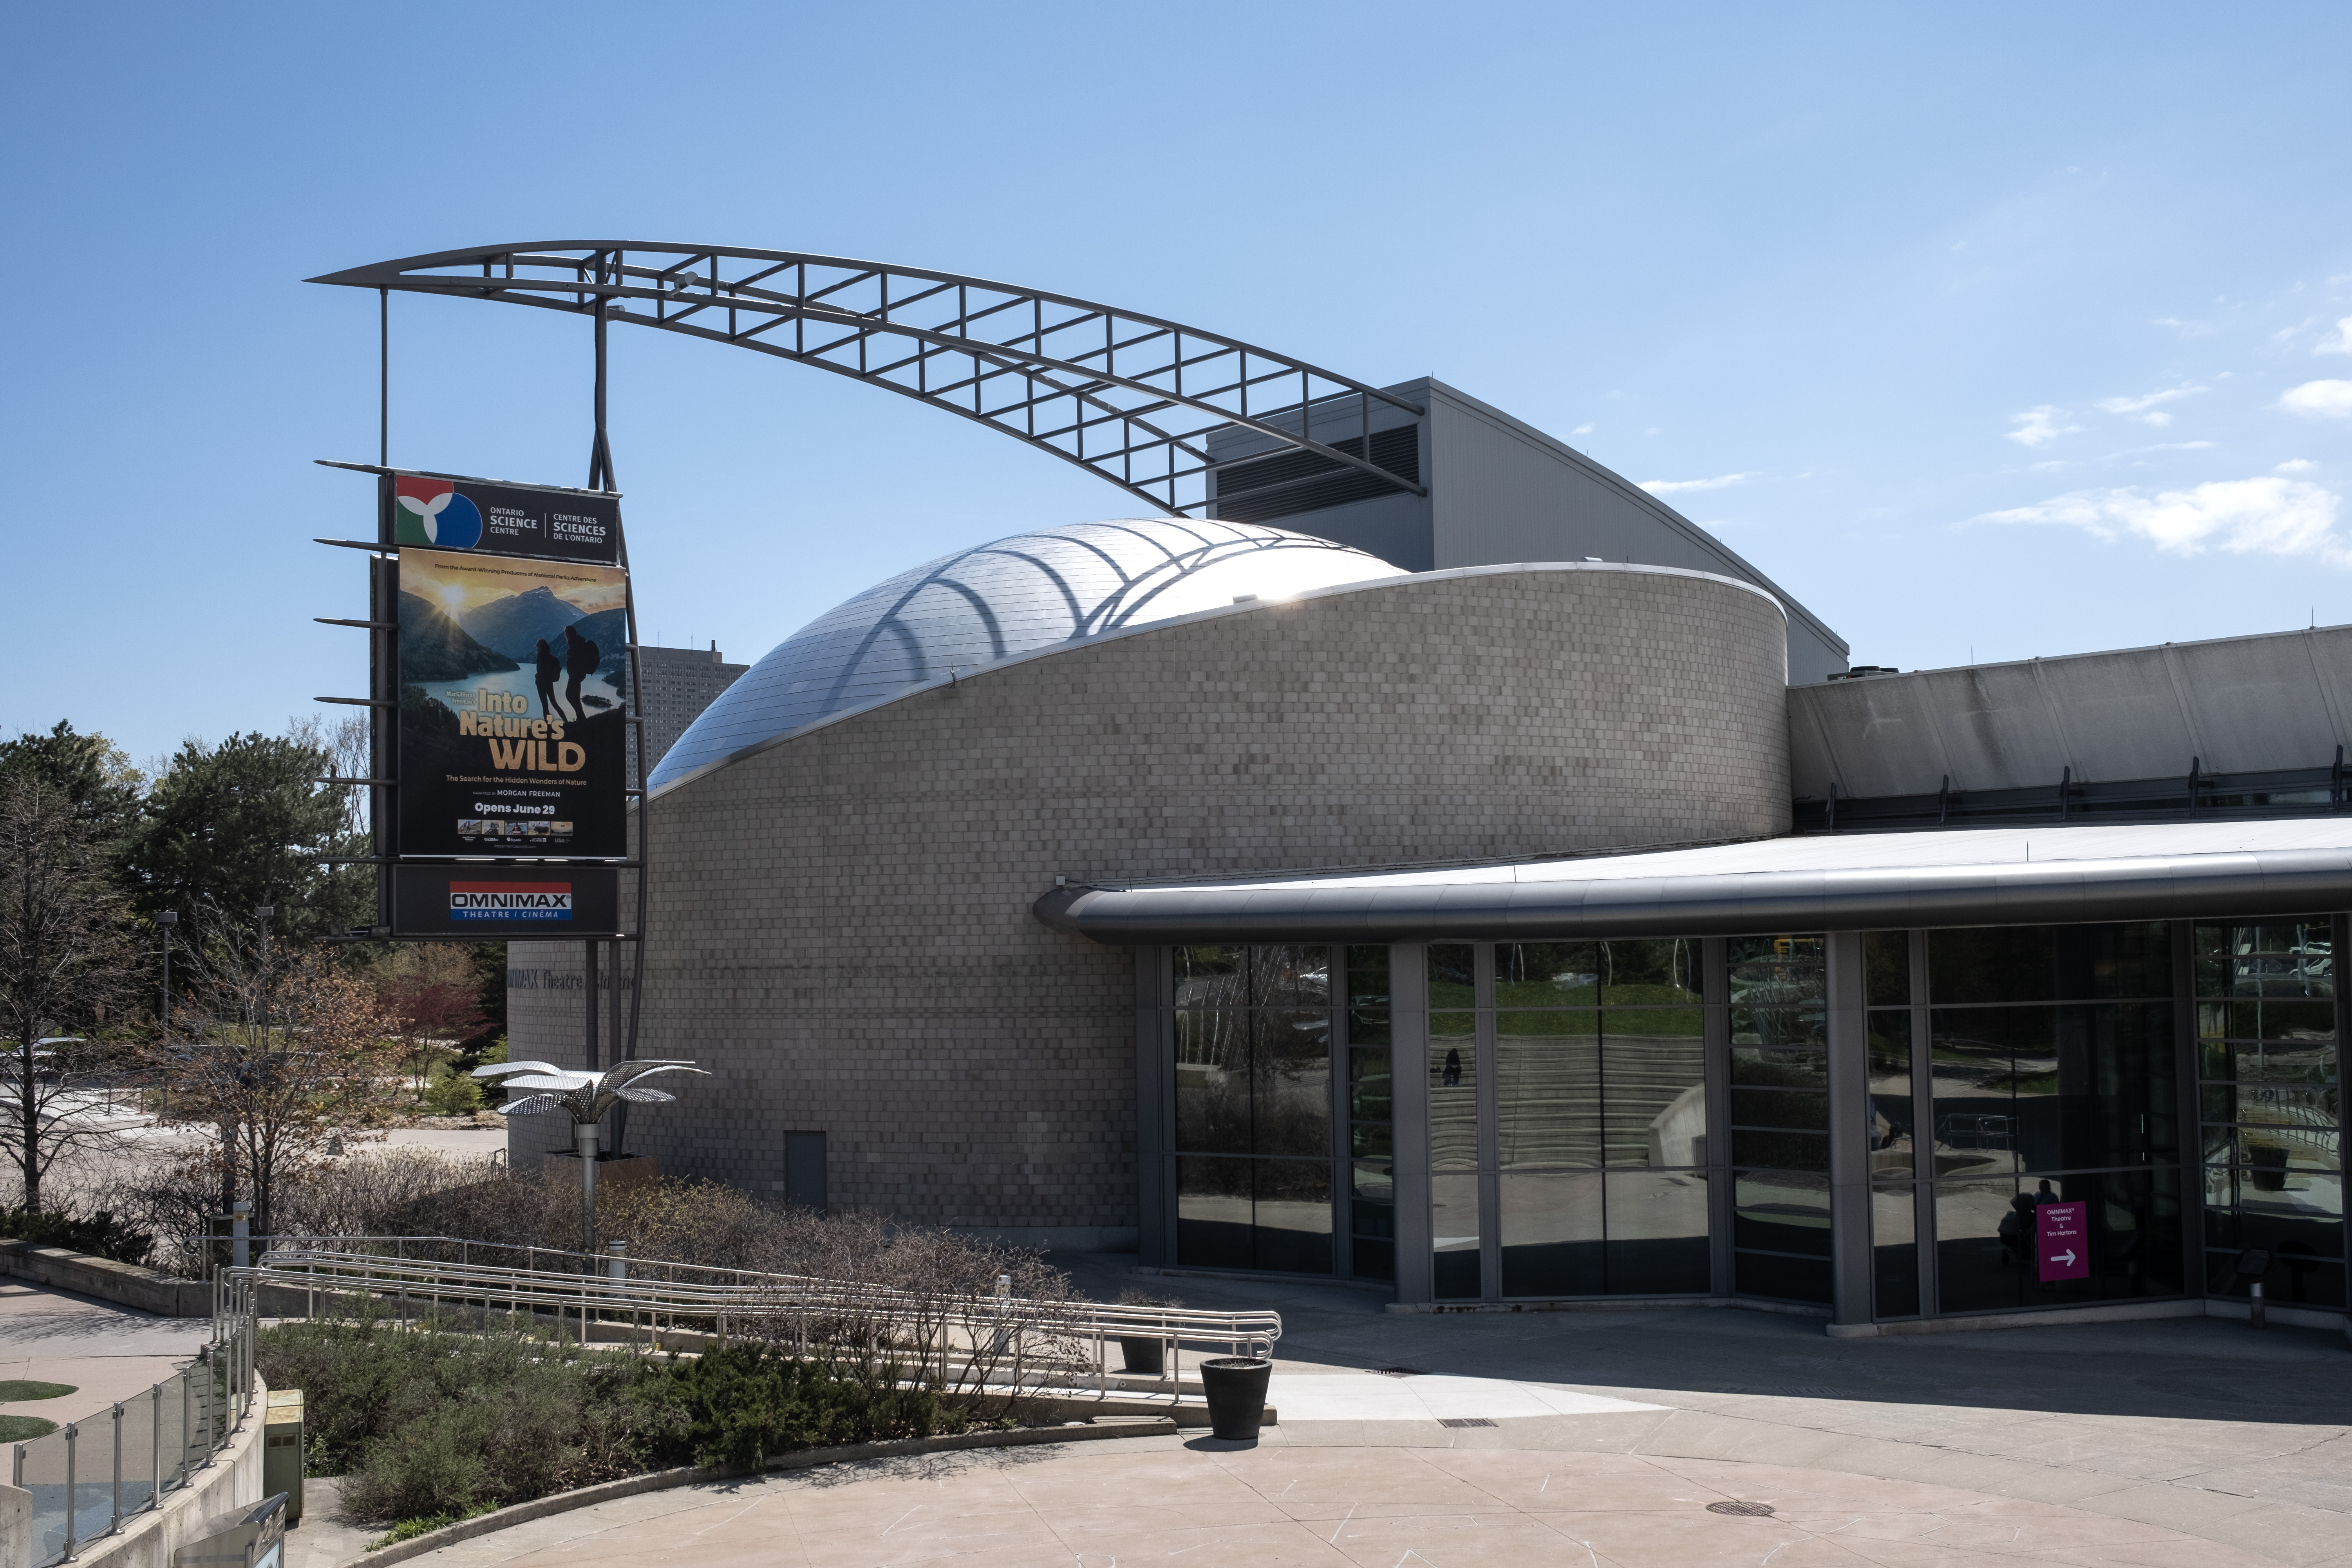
[1345,945,1397,1280]
[1431,940,1711,1300]
[1865,931,1920,1317]
[1171,944,1391,1277]
[1727,935,1832,1304]
[1925,924,2184,1313]
[2197,919,2343,1309]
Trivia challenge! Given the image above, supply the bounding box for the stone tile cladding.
[509,567,1790,1230]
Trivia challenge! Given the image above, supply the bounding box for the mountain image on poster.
[397,547,629,860]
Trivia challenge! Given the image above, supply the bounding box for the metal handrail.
[228,1248,1278,1400]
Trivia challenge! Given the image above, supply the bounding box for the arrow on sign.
[2049,1249,2077,1267]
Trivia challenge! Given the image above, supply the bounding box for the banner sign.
[396,546,630,860]
[392,864,620,937]
[381,472,620,566]
[2036,1200,2089,1282]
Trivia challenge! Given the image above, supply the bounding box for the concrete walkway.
[362,1256,2352,1568]
[361,1434,2303,1568]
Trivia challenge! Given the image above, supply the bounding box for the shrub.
[419,1064,483,1116]
[647,1343,967,1469]
[256,1311,682,1523]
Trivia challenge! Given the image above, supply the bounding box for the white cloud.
[1638,472,1757,495]
[2138,441,2216,451]
[2155,317,2211,336]
[1973,476,2347,565]
[2319,316,2352,355]
[2096,385,2205,425]
[2278,459,2316,473]
[1571,423,1595,436]
[2005,406,2078,447]
[2281,380,2352,418]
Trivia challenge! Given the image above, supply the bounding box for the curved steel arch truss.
[309,243,1425,517]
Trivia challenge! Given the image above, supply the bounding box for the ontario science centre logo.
[392,476,483,549]
[448,882,573,922]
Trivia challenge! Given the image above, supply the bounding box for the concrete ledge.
[339,1416,1180,1568]
[0,1242,207,1318]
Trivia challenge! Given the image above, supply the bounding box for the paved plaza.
[2,1255,2348,1567]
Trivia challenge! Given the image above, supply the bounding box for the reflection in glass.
[1499,1172,1604,1296]
[1351,1158,1395,1281]
[1175,1155,1252,1270]
[1174,944,1330,1008]
[1731,1007,1826,1050]
[1253,1158,1334,1274]
[1496,942,1598,1007]
[1496,1010,1598,1170]
[1251,1010,1331,1157]
[1730,1045,1828,1087]
[1432,1173,1481,1298]
[1873,1182,1919,1317]
[1866,931,1910,1007]
[1727,935,1826,1004]
[1867,1011,1915,1171]
[1734,1168,1831,1258]
[1732,1129,1830,1171]
[1929,922,2170,1004]
[1601,940,1701,1006]
[1430,1020,1478,1171]
[1605,1170,1710,1294]
[1174,1013,1247,1154]
[1616,1030,1705,1167]
[1936,1170,2182,1313]
[1428,943,1475,1007]
[1349,1048,1393,1124]
[1928,1003,2175,1177]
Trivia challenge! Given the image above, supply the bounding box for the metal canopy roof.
[1034,820,2352,944]
[309,243,1424,519]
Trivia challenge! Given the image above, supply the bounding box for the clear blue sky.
[6,4,2350,767]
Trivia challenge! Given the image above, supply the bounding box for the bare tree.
[146,910,401,1238]
[0,778,137,1212]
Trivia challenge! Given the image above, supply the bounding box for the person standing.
[562,623,600,724]
[533,638,567,720]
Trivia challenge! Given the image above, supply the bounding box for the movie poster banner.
[397,546,630,859]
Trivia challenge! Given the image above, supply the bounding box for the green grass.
[0,1416,58,1442]
[0,1380,77,1403]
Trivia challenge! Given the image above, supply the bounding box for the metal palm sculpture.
[474,1058,708,1123]
[474,1059,708,1256]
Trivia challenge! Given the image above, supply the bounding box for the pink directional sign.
[2036,1201,2089,1281]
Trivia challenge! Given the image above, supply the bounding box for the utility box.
[172,1493,287,1568]
[262,1390,303,1524]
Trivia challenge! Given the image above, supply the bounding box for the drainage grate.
[1436,1417,1496,1428]
[1707,1501,1776,1517]
[1370,1367,1425,1377]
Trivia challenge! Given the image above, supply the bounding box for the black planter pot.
[1198,1355,1271,1441]
[1117,1335,1166,1376]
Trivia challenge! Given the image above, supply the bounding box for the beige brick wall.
[508,565,1790,1237]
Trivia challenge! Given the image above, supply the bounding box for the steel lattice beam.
[307,243,1426,517]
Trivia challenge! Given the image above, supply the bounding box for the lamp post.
[473,1060,707,1261]
[156,911,177,1043]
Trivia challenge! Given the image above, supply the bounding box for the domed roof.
[650,519,1404,789]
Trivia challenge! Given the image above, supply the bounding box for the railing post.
[150,1385,161,1507]
[179,1365,190,1481]
[61,1422,76,1561]
[110,1403,123,1534]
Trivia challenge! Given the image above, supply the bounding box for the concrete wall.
[511,564,1792,1238]
[0,1244,207,1318]
[1788,623,2352,798]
